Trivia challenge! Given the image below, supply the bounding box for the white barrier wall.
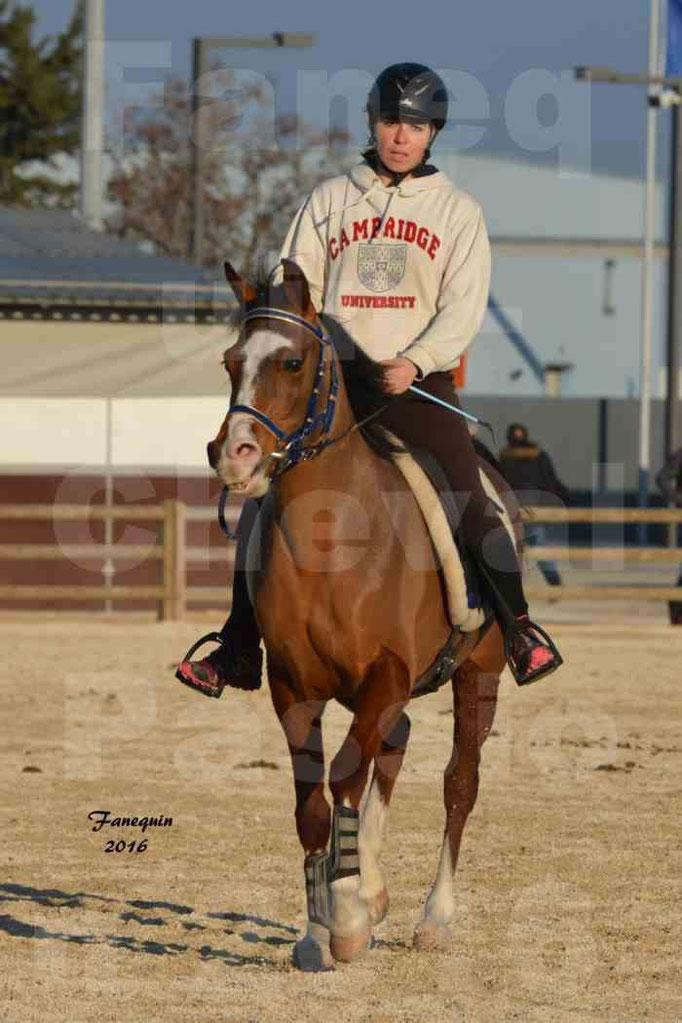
[1,319,232,472]
[0,397,227,471]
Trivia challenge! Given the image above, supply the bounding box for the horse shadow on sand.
[0,882,300,968]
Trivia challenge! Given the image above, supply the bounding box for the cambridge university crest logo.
[357,243,407,293]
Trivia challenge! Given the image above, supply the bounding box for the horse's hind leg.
[414,632,503,950]
[359,712,411,926]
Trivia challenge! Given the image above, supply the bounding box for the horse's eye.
[284,357,303,373]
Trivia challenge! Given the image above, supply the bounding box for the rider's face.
[374,118,434,174]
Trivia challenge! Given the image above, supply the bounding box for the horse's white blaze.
[223,328,294,458]
[358,778,387,903]
[329,874,369,939]
[421,834,455,927]
[237,327,294,408]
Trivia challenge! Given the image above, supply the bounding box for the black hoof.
[292,938,335,972]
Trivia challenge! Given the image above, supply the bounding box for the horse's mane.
[322,316,404,461]
[239,270,403,462]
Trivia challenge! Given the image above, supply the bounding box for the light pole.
[189,33,313,266]
[80,0,105,230]
[574,5,682,526]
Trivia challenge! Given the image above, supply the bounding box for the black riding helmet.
[366,63,448,131]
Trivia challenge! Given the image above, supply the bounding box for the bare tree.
[107,74,349,271]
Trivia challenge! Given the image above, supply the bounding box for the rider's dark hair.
[506,422,529,445]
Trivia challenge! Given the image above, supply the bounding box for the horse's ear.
[281,259,313,315]
[224,261,258,305]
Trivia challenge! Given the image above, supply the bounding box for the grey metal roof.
[0,207,231,314]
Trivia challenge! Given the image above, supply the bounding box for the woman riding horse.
[177,62,562,696]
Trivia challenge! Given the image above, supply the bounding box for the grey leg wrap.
[304,851,331,926]
[303,807,360,926]
[329,806,360,881]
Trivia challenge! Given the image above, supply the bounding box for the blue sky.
[30,0,665,177]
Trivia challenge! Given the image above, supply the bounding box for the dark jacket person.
[656,447,682,506]
[500,423,570,507]
[655,447,682,625]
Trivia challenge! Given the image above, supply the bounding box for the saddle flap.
[389,442,515,633]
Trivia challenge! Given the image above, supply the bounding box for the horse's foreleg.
[270,677,333,971]
[293,718,335,971]
[327,659,410,962]
[414,644,501,950]
[359,712,411,925]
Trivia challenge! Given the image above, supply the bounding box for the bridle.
[230,306,340,472]
[218,305,341,537]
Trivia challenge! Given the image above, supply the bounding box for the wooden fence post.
[161,500,186,621]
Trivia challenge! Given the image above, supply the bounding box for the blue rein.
[219,306,340,538]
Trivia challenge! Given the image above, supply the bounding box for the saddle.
[389,443,517,633]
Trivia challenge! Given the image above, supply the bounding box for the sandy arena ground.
[0,610,680,1023]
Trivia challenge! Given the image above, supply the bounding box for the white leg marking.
[358,777,388,903]
[421,833,455,928]
[329,875,369,939]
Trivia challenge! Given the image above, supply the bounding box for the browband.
[242,307,326,342]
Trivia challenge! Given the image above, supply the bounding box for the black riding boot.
[175,500,263,698]
[472,529,562,686]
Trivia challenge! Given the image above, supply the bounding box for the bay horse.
[209,259,511,970]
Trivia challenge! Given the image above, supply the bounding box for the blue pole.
[407,385,484,425]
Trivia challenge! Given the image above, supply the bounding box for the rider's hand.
[381,357,419,395]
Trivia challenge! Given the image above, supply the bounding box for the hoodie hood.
[348,161,454,199]
[340,162,455,238]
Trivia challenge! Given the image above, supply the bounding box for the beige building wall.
[2,319,234,471]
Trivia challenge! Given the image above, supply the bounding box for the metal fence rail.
[521,506,682,601]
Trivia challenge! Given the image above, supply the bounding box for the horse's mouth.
[216,463,270,497]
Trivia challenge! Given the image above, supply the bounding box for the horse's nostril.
[236,442,257,459]
[207,441,217,468]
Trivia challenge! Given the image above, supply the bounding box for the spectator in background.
[499,422,571,588]
[655,447,682,625]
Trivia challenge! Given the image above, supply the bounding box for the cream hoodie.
[280,161,490,376]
